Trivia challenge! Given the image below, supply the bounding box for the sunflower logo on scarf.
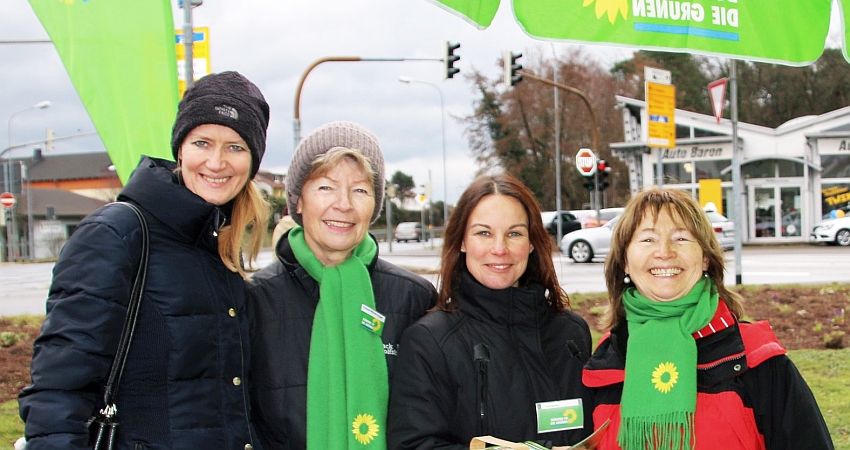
[352,413,380,445]
[651,362,679,393]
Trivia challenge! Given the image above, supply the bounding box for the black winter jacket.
[582,302,834,450]
[245,231,436,450]
[19,156,261,450]
[387,271,594,449]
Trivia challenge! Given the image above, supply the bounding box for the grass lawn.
[789,348,850,449]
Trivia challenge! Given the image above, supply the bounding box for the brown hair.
[436,173,568,311]
[602,187,744,329]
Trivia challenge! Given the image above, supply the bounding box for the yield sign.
[708,78,728,124]
[575,148,597,177]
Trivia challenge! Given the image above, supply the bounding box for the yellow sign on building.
[646,81,676,148]
[175,27,211,98]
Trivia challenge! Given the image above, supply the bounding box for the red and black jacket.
[582,302,835,450]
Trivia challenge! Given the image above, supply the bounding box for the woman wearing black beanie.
[19,71,270,450]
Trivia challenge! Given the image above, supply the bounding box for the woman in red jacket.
[583,188,834,450]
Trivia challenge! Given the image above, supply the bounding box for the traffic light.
[597,159,612,191]
[583,178,595,191]
[444,41,460,79]
[503,51,523,86]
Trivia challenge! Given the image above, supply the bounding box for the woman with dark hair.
[583,187,833,449]
[387,173,594,449]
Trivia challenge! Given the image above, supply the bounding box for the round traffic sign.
[575,148,597,177]
[0,192,16,209]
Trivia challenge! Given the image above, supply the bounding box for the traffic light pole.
[293,56,442,149]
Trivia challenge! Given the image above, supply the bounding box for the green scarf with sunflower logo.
[619,277,717,450]
[289,226,389,450]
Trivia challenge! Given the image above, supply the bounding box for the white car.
[560,215,620,263]
[703,203,735,251]
[811,216,850,246]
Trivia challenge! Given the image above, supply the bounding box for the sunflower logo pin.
[582,0,629,24]
[352,413,380,445]
[651,362,679,393]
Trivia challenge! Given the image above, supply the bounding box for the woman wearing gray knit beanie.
[246,121,437,449]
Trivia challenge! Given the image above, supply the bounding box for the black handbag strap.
[99,202,150,419]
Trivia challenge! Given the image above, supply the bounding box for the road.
[2,241,849,316]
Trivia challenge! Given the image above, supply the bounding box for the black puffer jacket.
[19,156,260,450]
[245,231,436,450]
[387,271,594,449]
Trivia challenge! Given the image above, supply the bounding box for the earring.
[703,272,709,278]
[624,274,631,284]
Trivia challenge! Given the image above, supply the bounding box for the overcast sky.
[0,0,843,205]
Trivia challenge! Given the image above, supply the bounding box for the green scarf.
[618,277,717,450]
[289,226,389,450]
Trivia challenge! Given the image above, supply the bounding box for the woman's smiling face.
[462,194,533,290]
[625,208,708,302]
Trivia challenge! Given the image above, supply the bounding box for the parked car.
[541,211,582,239]
[560,215,620,263]
[394,221,428,242]
[703,202,735,250]
[811,216,850,246]
[582,207,625,228]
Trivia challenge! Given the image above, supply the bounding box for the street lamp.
[4,100,50,262]
[398,76,449,231]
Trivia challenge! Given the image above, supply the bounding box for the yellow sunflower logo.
[352,413,380,445]
[651,362,679,393]
[582,0,629,24]
[563,408,578,424]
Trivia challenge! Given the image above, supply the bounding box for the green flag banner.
[843,0,850,63]
[433,0,839,66]
[29,0,179,184]
[427,0,500,28]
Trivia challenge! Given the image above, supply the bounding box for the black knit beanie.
[171,71,270,178]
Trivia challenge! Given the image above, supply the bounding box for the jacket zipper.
[473,343,490,436]
[697,351,745,371]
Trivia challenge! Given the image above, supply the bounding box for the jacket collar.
[454,270,551,328]
[118,156,230,252]
[584,301,747,388]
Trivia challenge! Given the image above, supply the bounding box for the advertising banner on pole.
[430,0,840,66]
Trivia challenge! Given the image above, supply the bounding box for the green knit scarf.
[289,226,389,450]
[618,277,717,450]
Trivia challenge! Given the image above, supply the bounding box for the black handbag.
[87,202,149,450]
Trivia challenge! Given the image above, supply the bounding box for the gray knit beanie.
[171,71,270,178]
[288,121,385,225]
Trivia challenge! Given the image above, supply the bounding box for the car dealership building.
[610,96,850,244]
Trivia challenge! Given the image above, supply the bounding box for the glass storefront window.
[743,160,774,178]
[694,160,732,181]
[778,160,804,177]
[656,162,692,184]
[821,183,850,219]
[821,154,850,178]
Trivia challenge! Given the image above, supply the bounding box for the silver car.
[560,215,620,263]
[811,216,850,246]
[703,202,734,251]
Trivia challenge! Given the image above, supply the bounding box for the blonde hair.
[306,147,374,186]
[218,180,270,278]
